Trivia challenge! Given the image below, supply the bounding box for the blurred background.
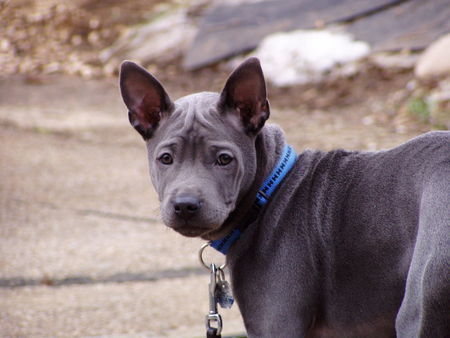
[1,0,449,337]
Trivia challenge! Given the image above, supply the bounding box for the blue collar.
[210,144,297,255]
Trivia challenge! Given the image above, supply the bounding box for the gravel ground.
[1,276,244,337]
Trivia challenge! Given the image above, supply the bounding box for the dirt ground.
[0,0,442,337]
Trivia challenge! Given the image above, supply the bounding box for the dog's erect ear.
[120,61,173,139]
[219,57,270,134]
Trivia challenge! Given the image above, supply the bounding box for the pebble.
[415,33,450,79]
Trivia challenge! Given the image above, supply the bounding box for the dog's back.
[230,130,450,337]
[318,131,449,336]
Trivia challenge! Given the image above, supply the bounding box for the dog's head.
[119,58,269,239]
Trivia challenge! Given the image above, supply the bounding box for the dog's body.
[120,58,450,337]
[227,126,449,337]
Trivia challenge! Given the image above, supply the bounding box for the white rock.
[247,29,370,86]
[415,33,450,79]
[0,39,11,52]
[371,52,419,70]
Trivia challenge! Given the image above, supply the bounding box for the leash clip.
[199,243,235,337]
[206,263,223,337]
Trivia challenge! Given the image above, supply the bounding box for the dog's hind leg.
[396,164,450,337]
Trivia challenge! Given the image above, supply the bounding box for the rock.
[415,33,450,79]
[183,0,401,70]
[347,0,450,53]
[238,29,370,87]
[371,52,419,70]
[100,10,197,65]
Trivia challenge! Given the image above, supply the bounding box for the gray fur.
[120,58,450,337]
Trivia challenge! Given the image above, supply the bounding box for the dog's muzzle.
[172,195,201,220]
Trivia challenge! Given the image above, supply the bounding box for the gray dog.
[120,57,449,337]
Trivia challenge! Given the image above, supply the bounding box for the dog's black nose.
[173,195,201,219]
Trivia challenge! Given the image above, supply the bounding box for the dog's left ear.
[219,57,270,134]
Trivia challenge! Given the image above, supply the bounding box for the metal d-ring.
[199,242,227,271]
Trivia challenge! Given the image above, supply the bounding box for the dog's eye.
[216,153,233,166]
[159,153,173,165]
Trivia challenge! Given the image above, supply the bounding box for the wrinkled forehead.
[173,92,220,134]
[161,92,233,139]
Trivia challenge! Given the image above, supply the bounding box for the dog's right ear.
[120,61,173,139]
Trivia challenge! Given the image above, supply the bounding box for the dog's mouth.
[160,197,232,238]
[170,223,216,238]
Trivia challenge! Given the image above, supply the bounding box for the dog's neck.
[202,124,287,241]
